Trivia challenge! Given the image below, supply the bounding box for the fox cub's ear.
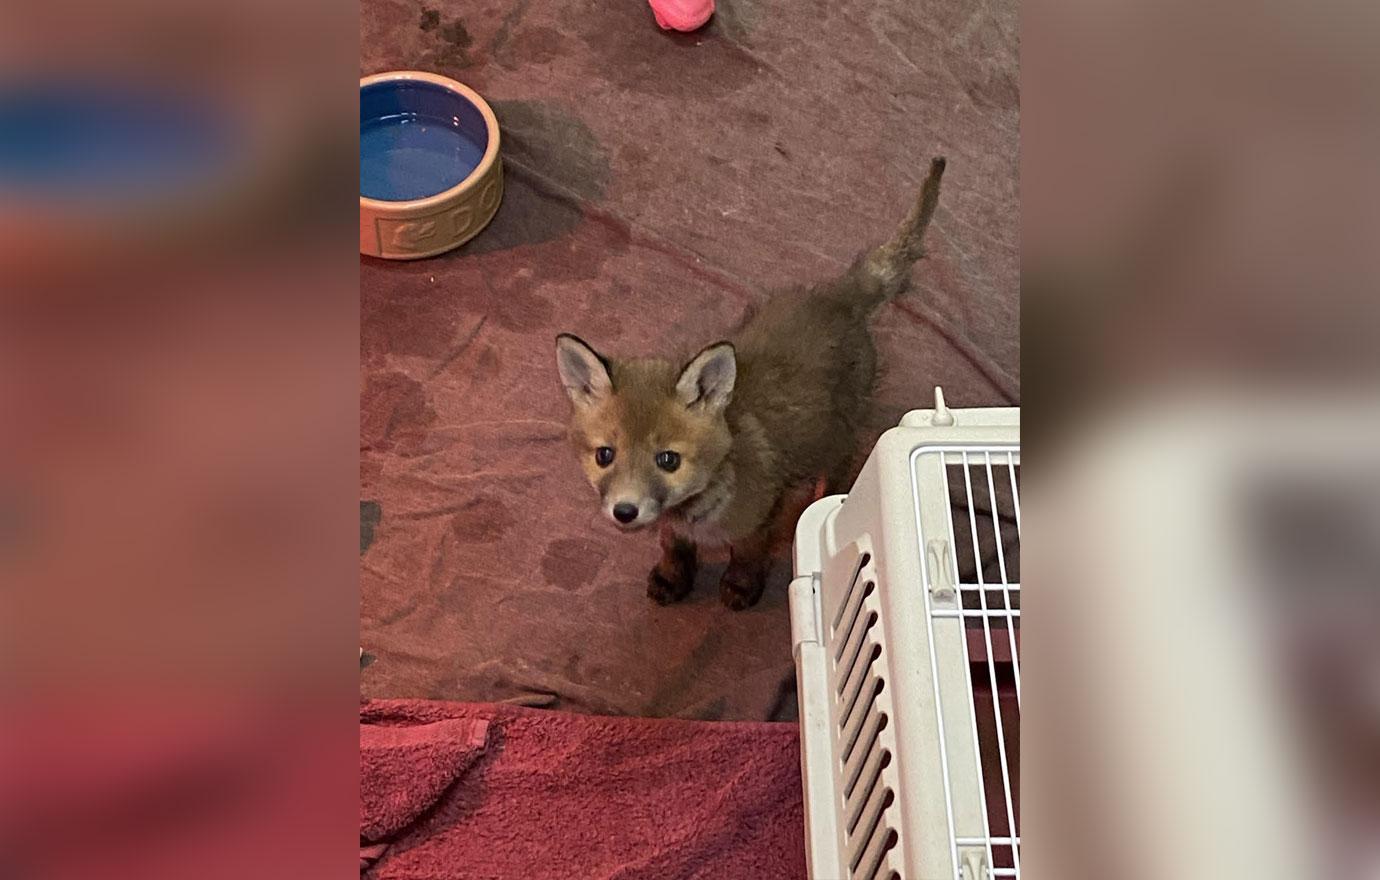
[676,342,736,412]
[556,334,613,407]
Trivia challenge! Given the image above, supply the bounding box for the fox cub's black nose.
[612,503,639,524]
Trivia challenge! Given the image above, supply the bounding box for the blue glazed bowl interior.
[361,79,489,203]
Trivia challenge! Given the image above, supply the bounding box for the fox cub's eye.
[594,446,615,467]
[655,450,681,473]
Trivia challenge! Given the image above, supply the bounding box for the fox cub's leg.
[648,524,697,605]
[720,529,772,610]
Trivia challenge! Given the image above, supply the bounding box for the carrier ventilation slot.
[836,611,877,692]
[831,552,872,631]
[855,828,899,880]
[854,811,897,880]
[841,684,885,765]
[849,779,893,847]
[839,643,881,730]
[834,580,875,663]
[850,810,897,880]
[843,712,888,797]
[846,748,891,832]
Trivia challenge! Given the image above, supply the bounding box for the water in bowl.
[360,112,485,202]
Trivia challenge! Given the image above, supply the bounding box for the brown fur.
[556,157,946,608]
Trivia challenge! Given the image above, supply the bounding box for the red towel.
[360,713,491,869]
[360,700,805,880]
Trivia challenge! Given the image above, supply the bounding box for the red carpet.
[360,0,1019,719]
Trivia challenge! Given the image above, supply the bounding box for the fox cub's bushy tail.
[853,156,946,310]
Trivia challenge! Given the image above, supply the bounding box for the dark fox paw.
[647,565,694,605]
[718,569,766,610]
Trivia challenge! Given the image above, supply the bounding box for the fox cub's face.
[555,334,736,530]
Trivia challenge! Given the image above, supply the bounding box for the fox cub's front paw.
[719,568,766,610]
[648,537,697,605]
[647,563,694,605]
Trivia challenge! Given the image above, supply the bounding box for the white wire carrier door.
[790,389,1020,880]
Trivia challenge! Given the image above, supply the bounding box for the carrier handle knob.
[933,386,955,426]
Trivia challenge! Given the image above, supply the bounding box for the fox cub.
[555,157,946,609]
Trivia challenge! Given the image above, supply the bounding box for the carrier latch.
[926,538,955,600]
[958,848,989,879]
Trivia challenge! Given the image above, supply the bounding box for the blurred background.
[0,0,357,876]
[1023,0,1380,876]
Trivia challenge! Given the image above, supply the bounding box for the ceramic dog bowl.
[359,71,503,260]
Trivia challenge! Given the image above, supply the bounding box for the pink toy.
[648,0,714,32]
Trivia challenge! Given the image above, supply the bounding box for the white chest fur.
[667,515,732,548]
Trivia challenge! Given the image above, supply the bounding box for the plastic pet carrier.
[790,389,1020,880]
